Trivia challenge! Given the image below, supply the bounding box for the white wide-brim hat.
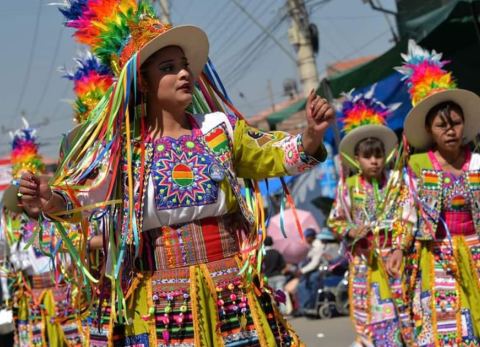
[339,124,398,169]
[138,25,209,77]
[404,89,480,150]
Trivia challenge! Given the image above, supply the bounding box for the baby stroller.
[313,257,349,319]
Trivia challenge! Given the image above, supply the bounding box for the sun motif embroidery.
[153,139,219,210]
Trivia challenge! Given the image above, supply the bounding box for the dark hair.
[264,236,273,246]
[354,137,385,157]
[425,101,464,129]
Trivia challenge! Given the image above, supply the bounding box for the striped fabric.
[86,212,301,346]
[30,273,55,289]
[437,211,476,238]
[140,213,245,270]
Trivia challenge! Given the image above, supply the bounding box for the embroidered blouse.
[76,112,325,230]
[428,150,475,238]
[406,149,480,241]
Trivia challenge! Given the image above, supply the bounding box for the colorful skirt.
[349,247,412,346]
[13,273,85,347]
[410,234,480,346]
[85,214,303,347]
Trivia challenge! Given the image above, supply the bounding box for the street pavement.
[288,316,355,346]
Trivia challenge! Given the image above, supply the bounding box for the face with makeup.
[140,46,194,110]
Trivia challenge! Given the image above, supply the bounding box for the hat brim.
[404,89,480,150]
[1,185,23,214]
[339,125,398,169]
[138,25,209,77]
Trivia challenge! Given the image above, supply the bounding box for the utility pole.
[152,0,171,24]
[287,0,320,97]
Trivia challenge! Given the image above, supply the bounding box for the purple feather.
[58,0,89,21]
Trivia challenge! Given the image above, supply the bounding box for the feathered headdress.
[58,0,160,75]
[396,40,480,150]
[10,118,45,179]
[338,86,399,169]
[395,39,456,106]
[340,85,399,135]
[64,51,115,123]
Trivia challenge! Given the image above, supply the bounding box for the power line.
[305,0,332,11]
[208,3,242,43]
[247,0,279,22]
[315,14,383,20]
[322,17,356,53]
[373,0,399,43]
[317,21,349,58]
[33,27,65,118]
[223,37,274,85]
[202,3,231,34]
[217,8,289,79]
[339,29,390,60]
[229,0,295,62]
[215,0,280,55]
[12,0,44,122]
[219,14,287,85]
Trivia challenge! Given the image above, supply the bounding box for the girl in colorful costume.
[1,121,84,347]
[18,1,335,346]
[327,88,414,346]
[390,40,480,346]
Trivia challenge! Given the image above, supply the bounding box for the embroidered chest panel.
[417,169,480,237]
[149,123,233,211]
[152,135,219,210]
[441,174,471,212]
[350,183,390,224]
[121,121,236,237]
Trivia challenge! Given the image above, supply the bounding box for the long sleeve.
[300,240,324,274]
[230,115,326,179]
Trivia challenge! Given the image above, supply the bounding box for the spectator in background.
[316,227,340,264]
[263,236,293,315]
[295,228,323,314]
[263,236,287,291]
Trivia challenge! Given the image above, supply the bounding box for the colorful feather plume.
[58,0,162,73]
[395,39,456,106]
[64,51,115,123]
[340,85,399,134]
[10,118,45,179]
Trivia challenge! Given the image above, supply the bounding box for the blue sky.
[0,0,396,157]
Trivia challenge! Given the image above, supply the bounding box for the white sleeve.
[300,241,324,274]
